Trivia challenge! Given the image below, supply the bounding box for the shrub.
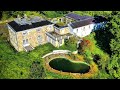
[29,61,46,79]
[78,38,93,54]
[93,54,101,64]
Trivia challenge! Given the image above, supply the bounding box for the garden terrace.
[46,31,72,41]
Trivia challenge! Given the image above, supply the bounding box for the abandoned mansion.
[7,13,107,52]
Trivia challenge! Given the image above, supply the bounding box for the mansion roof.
[67,13,108,29]
[70,19,94,29]
[66,13,94,21]
[8,19,53,32]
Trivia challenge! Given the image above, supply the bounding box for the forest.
[0,11,120,79]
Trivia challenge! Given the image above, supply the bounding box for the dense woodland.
[0,11,120,79]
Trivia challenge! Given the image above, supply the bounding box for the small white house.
[68,19,95,37]
[66,13,108,37]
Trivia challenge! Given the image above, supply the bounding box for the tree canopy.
[106,11,120,79]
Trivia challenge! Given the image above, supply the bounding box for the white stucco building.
[66,13,107,37]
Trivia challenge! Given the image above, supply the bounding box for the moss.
[56,22,66,26]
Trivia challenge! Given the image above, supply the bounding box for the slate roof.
[67,13,108,29]
[70,19,94,29]
[8,20,53,32]
[66,13,94,21]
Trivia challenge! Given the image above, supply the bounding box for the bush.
[93,54,101,64]
[78,38,93,54]
[29,61,46,79]
[64,36,78,45]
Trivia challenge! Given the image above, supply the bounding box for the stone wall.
[16,24,54,52]
[59,27,70,35]
[8,26,18,51]
[17,32,24,51]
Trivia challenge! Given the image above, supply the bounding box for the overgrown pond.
[49,58,90,74]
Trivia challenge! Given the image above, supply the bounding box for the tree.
[78,38,92,54]
[0,11,2,20]
[106,11,120,79]
[29,61,46,79]
[64,36,78,46]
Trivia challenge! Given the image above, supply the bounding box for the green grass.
[0,23,9,41]
[49,58,90,73]
[42,11,64,18]
[84,32,110,59]
[0,39,58,78]
[56,22,66,26]
[59,43,77,52]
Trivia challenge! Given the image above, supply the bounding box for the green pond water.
[49,58,90,73]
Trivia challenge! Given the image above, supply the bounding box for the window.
[38,36,42,41]
[83,27,85,30]
[50,25,52,28]
[37,28,41,32]
[23,39,29,45]
[52,39,55,45]
[77,29,78,33]
[48,37,51,42]
[23,31,27,36]
[59,40,62,44]
[89,25,90,29]
[38,35,42,44]
[59,19,61,22]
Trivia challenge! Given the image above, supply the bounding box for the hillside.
[0,11,120,79]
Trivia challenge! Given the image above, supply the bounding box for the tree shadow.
[94,29,113,55]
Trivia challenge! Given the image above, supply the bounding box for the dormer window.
[23,31,28,36]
